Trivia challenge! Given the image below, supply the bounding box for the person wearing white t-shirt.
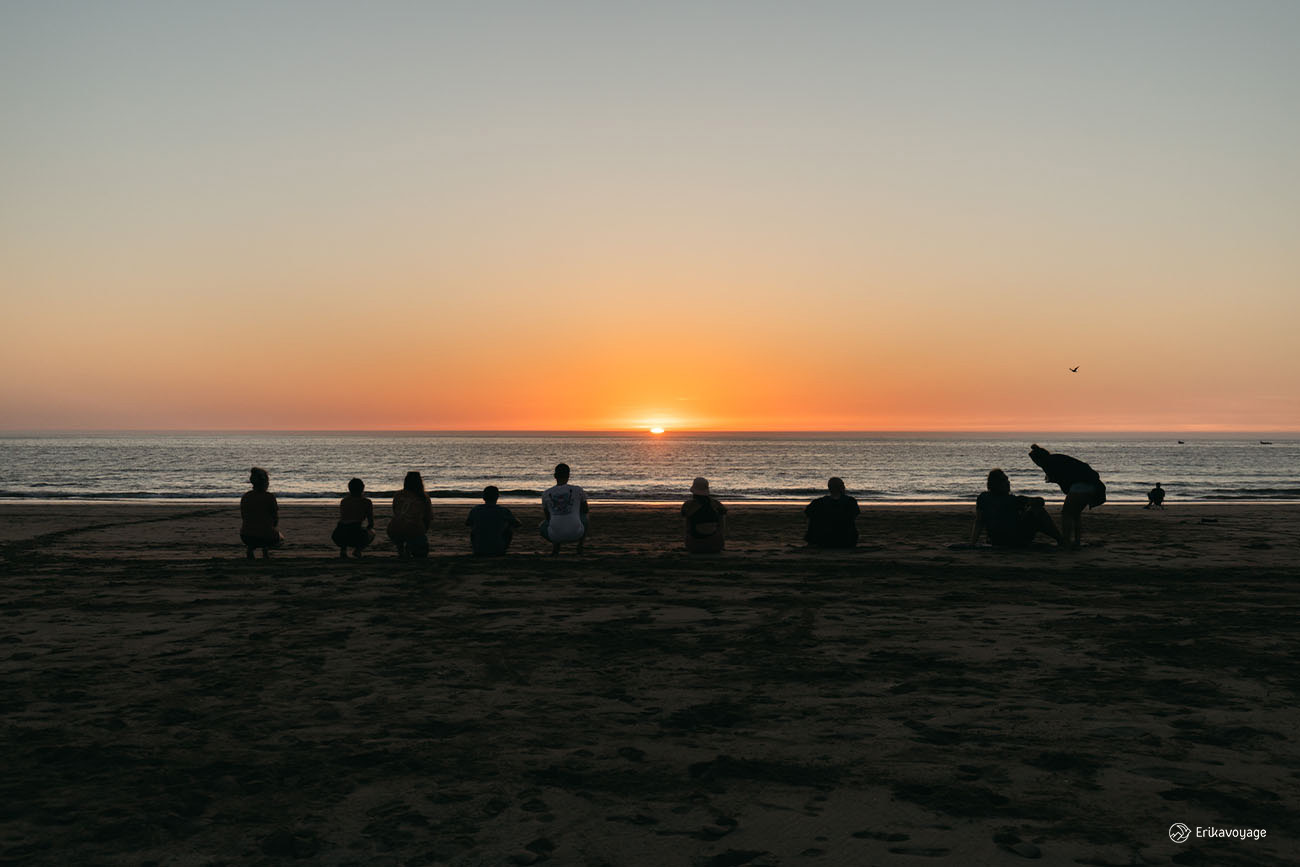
[540,463,589,554]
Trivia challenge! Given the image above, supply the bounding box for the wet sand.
[1,503,1298,866]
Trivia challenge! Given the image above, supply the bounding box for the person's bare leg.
[246,547,256,560]
[550,542,561,555]
[1062,494,1088,548]
[339,547,348,559]
[261,547,271,559]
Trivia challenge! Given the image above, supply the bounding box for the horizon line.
[2,428,1296,437]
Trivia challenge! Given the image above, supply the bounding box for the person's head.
[483,485,499,504]
[690,477,711,498]
[1155,482,1162,488]
[249,467,269,492]
[348,477,365,496]
[827,477,845,498]
[403,471,425,495]
[987,468,1011,495]
[1028,444,1051,468]
[554,463,570,484]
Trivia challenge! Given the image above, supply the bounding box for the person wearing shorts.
[540,463,588,554]
[1028,444,1106,548]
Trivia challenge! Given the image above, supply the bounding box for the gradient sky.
[3,1,1297,431]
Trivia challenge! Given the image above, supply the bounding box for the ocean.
[1,433,1295,504]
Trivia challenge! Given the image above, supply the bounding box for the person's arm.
[542,493,551,520]
[580,489,589,515]
[271,495,279,527]
[365,499,374,530]
[970,509,984,545]
[422,497,433,530]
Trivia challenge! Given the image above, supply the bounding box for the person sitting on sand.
[971,468,1063,547]
[1028,444,1106,548]
[467,485,521,556]
[332,477,375,558]
[388,471,433,559]
[240,466,282,559]
[541,463,588,555]
[805,477,860,548]
[681,477,727,553]
[1145,482,1166,510]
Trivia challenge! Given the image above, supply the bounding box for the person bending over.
[240,466,282,559]
[332,477,375,558]
[681,477,727,553]
[1028,444,1106,548]
[805,477,860,548]
[467,485,521,556]
[540,463,588,555]
[388,471,433,559]
[971,468,1063,547]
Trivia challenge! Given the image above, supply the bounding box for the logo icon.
[1169,823,1192,844]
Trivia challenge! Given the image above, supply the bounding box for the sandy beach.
[1,502,1297,866]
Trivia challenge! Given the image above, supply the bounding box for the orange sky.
[2,3,1298,432]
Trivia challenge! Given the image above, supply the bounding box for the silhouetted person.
[388,471,432,559]
[332,477,375,558]
[240,466,281,559]
[805,477,860,548]
[1028,444,1106,548]
[681,477,727,553]
[541,463,588,554]
[1145,482,1166,510]
[467,485,521,556]
[971,468,1063,547]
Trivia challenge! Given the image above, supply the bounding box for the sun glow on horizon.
[649,427,665,435]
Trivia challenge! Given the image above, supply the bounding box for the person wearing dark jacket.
[805,477,860,548]
[1028,444,1106,548]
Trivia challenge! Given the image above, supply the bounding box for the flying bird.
[1068,366,1079,373]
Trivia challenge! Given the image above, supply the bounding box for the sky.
[2,1,1297,431]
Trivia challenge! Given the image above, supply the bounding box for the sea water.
[1,433,1295,504]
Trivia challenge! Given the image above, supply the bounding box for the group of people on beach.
[239,444,1122,559]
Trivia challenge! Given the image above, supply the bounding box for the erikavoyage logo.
[1168,822,1266,843]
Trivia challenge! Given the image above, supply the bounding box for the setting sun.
[649,427,665,435]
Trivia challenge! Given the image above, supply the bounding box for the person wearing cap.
[681,477,727,553]
[541,463,589,554]
[1028,444,1106,548]
[467,485,521,555]
[804,477,860,548]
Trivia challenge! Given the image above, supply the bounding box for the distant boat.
[1260,441,1273,445]
[1177,440,1185,444]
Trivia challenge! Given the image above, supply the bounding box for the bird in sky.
[1068,366,1079,373]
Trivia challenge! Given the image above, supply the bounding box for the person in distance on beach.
[805,476,860,548]
[332,477,375,558]
[388,471,433,559]
[467,485,521,556]
[1028,444,1106,548]
[1145,482,1166,510]
[681,477,727,553]
[239,466,282,559]
[971,468,1063,548]
[540,463,588,555]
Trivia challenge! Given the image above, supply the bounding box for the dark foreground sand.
[1,503,1298,866]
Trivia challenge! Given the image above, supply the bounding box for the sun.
[649,427,666,435]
